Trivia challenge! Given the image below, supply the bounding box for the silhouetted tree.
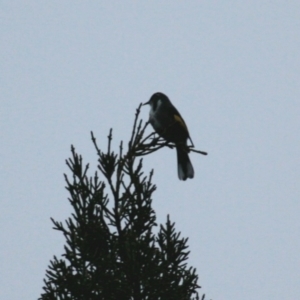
[40,104,208,300]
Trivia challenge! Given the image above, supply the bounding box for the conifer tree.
[40,104,208,300]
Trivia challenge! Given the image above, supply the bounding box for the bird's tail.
[176,147,194,180]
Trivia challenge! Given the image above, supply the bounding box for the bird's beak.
[143,100,150,106]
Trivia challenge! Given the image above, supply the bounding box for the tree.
[40,104,208,300]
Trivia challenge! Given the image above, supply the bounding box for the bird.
[143,92,195,180]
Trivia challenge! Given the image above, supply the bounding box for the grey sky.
[1,2,300,299]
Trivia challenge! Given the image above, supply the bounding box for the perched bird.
[144,92,195,180]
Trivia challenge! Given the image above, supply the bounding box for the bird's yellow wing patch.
[174,114,188,131]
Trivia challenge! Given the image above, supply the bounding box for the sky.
[1,1,300,299]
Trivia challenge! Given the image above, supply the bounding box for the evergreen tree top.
[40,104,209,300]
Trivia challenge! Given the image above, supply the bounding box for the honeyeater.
[144,92,195,180]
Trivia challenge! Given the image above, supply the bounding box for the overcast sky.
[1,1,300,299]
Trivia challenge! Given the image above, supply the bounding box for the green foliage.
[40,105,206,300]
